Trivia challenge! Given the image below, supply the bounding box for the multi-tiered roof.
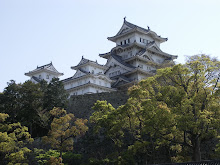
[100,18,178,88]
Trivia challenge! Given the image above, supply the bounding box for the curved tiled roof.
[25,62,63,76]
[32,76,41,83]
[111,54,135,69]
[108,19,168,42]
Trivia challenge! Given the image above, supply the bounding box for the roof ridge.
[37,62,52,69]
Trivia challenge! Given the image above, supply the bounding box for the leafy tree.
[90,55,220,162]
[0,80,20,123]
[43,107,88,163]
[41,78,69,111]
[129,54,220,161]
[0,78,69,137]
[34,148,82,165]
[0,113,33,164]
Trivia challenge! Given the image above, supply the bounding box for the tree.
[128,54,220,161]
[0,78,69,137]
[41,78,69,111]
[0,113,33,164]
[0,80,20,123]
[90,54,220,162]
[43,107,88,162]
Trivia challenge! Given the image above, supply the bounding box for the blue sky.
[0,0,220,92]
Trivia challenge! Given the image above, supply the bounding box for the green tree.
[43,107,88,162]
[0,113,33,164]
[129,54,220,161]
[0,80,20,123]
[0,78,69,137]
[90,55,220,162]
[41,78,69,111]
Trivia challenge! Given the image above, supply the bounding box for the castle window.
[92,70,94,74]
[124,40,126,44]
[39,75,41,79]
[140,38,142,42]
[128,38,130,43]
[46,75,49,79]
[121,41,122,45]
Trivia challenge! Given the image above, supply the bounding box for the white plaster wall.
[64,75,111,91]
[116,33,135,46]
[106,65,128,78]
[88,66,104,74]
[135,33,154,46]
[31,72,58,83]
[68,85,111,96]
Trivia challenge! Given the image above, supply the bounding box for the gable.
[112,76,131,88]
[46,65,58,72]
[72,70,86,78]
[117,23,133,36]
[77,58,89,66]
[105,56,133,75]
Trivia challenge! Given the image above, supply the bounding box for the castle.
[25,18,177,96]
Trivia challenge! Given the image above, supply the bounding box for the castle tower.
[100,18,178,89]
[62,56,115,96]
[25,62,63,83]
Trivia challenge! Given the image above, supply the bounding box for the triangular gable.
[77,58,89,66]
[112,76,131,88]
[105,56,134,72]
[45,64,59,73]
[116,23,133,36]
[147,43,167,55]
[140,51,155,62]
[72,70,87,78]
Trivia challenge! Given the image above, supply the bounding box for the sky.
[0,0,220,92]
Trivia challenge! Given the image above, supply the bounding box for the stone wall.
[67,91,129,119]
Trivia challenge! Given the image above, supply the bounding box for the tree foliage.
[0,113,33,165]
[90,55,220,163]
[0,78,69,137]
[43,108,88,162]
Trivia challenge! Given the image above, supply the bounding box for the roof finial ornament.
[82,55,84,59]
[147,26,150,30]
[124,16,126,21]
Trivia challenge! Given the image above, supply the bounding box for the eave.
[66,82,116,92]
[25,69,64,77]
[71,61,107,70]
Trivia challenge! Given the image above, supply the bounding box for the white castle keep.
[25,18,177,96]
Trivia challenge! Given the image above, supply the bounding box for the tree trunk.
[192,137,201,161]
[60,150,63,164]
